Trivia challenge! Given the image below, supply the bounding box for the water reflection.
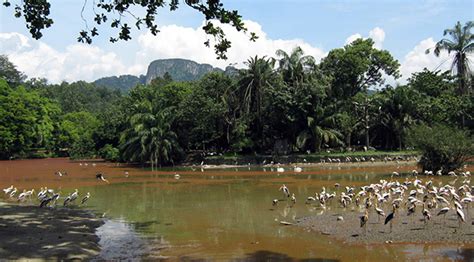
[0,159,472,261]
[95,219,154,260]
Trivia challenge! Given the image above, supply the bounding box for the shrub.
[407,124,473,173]
[99,144,119,162]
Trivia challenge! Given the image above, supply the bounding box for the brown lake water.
[0,158,472,261]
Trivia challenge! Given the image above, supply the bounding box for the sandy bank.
[296,207,474,244]
[0,202,103,260]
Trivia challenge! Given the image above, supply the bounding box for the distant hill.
[93,59,239,91]
[145,58,223,83]
[93,75,146,92]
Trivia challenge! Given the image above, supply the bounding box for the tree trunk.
[364,97,370,148]
[150,156,154,171]
[398,135,402,151]
[345,132,352,148]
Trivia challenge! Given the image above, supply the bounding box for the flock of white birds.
[272,170,472,231]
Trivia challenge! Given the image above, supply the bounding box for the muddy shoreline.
[295,208,474,245]
[0,202,104,260]
[187,160,418,169]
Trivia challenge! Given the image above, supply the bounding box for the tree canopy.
[0,31,472,171]
[426,21,473,95]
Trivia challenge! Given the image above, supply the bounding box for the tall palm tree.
[238,56,276,116]
[427,21,473,94]
[237,56,276,149]
[275,46,316,86]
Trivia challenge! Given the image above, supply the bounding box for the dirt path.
[0,202,103,260]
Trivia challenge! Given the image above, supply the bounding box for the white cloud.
[345,27,385,49]
[397,37,451,83]
[1,20,327,83]
[136,20,326,69]
[345,33,362,45]
[368,27,385,49]
[0,32,132,83]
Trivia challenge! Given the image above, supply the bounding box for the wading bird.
[64,189,79,206]
[291,193,296,205]
[384,204,397,233]
[422,203,431,225]
[81,192,90,205]
[360,209,369,233]
[3,185,13,194]
[9,187,17,198]
[279,184,290,198]
[374,202,386,222]
[96,173,110,184]
[437,206,450,223]
[40,196,52,208]
[55,171,66,177]
[294,166,302,173]
[456,207,465,227]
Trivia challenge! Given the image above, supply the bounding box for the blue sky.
[0,0,472,83]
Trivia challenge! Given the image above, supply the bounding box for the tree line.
[0,23,472,171]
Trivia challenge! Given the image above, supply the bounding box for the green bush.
[99,144,119,162]
[69,136,96,159]
[407,124,473,173]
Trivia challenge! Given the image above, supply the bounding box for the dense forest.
[1,34,473,169]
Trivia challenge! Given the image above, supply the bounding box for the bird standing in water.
[96,173,110,184]
[63,189,79,206]
[374,202,385,222]
[384,204,397,233]
[279,184,290,198]
[291,193,296,205]
[456,207,465,227]
[422,203,431,225]
[360,209,369,234]
[436,206,450,224]
[81,192,91,205]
